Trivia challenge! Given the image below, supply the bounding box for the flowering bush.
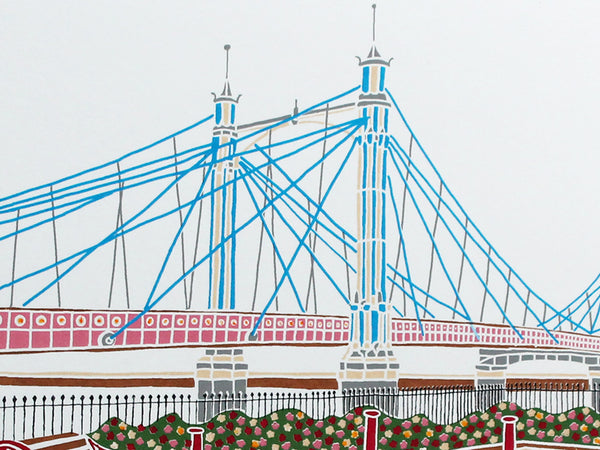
[89,403,600,450]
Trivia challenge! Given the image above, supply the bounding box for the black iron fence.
[0,385,598,442]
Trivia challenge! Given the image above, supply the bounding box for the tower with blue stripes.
[209,44,240,311]
[340,5,399,388]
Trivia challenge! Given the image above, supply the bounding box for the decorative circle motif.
[288,320,294,326]
[176,318,185,326]
[190,317,199,326]
[308,320,314,327]
[94,316,105,327]
[111,317,122,327]
[326,321,332,329]
[299,320,304,326]
[277,320,284,327]
[217,318,225,326]
[146,317,155,326]
[14,315,26,327]
[243,319,250,326]
[56,315,67,326]
[205,318,212,326]
[75,315,86,327]
[35,315,47,326]
[231,319,237,326]
[265,319,272,327]
[161,317,170,326]
[343,322,349,329]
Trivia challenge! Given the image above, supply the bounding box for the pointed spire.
[367,3,381,59]
[372,3,377,43]
[221,44,232,97]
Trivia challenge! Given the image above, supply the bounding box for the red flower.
[315,430,323,438]
[110,418,118,426]
[476,421,484,429]
[466,425,474,433]
[166,415,176,423]
[294,434,302,442]
[325,436,334,446]
[159,435,168,444]
[215,439,223,448]
[453,441,463,448]
[413,425,421,433]
[554,424,562,431]
[348,423,354,431]
[450,435,458,442]
[592,428,599,437]
[295,421,303,430]
[126,444,135,450]
[380,424,386,432]
[227,435,235,444]
[393,426,402,435]
[435,425,443,432]
[432,439,440,447]
[261,419,269,428]
[573,433,580,441]
[490,406,498,413]
[389,440,397,448]
[279,434,287,442]
[516,410,524,418]
[357,437,364,446]
[517,431,525,439]
[577,413,584,421]
[185,440,192,447]
[480,436,488,444]
[539,422,546,429]
[225,421,234,431]
[137,425,145,432]
[229,411,238,419]
[411,439,419,447]
[306,418,314,426]
[493,427,502,435]
[355,407,363,416]
[328,417,336,424]
[205,423,214,431]
[106,432,114,441]
[244,426,252,435]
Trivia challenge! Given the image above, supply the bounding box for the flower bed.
[89,402,600,450]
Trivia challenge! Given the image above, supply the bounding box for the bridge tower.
[196,45,248,398]
[339,5,399,389]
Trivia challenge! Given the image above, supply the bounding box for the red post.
[187,427,204,450]
[501,416,518,450]
[364,409,380,450]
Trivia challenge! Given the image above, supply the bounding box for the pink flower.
[169,439,178,447]
[379,437,388,445]
[495,412,502,419]
[467,439,475,446]
[484,429,492,437]
[526,419,534,427]
[254,426,262,435]
[222,446,229,450]
[546,415,554,423]
[259,438,267,446]
[281,442,291,450]
[116,433,125,441]
[453,426,461,434]
[422,438,430,446]
[358,425,365,433]
[102,424,110,432]
[400,440,408,449]
[331,444,340,450]
[402,420,412,429]
[570,422,579,431]
[136,438,144,445]
[313,439,322,449]
[586,415,594,424]
[537,431,545,439]
[315,421,324,428]
[204,445,211,450]
[303,428,311,436]
[236,416,245,425]
[349,446,358,450]
[440,433,448,442]
[336,430,345,438]
[164,425,173,434]
[346,413,354,421]
[568,411,576,419]
[286,412,294,421]
[509,403,517,411]
[216,426,225,434]
[272,421,280,430]
[583,435,592,444]
[421,418,429,426]
[470,415,478,423]
[237,440,245,447]
[383,417,392,425]
[553,436,563,443]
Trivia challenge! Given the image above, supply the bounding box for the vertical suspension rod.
[50,186,62,307]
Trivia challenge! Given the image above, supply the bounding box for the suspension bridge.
[0,5,599,392]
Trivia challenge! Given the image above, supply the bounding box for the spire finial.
[372,4,377,43]
[224,44,231,79]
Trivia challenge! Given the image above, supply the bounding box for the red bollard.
[501,416,518,450]
[187,427,204,450]
[364,410,381,450]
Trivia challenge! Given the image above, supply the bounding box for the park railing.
[0,383,597,441]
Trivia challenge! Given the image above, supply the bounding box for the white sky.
[1,1,600,311]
